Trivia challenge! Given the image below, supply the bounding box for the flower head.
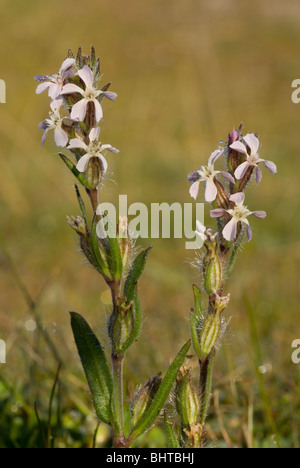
[188,149,235,202]
[38,98,69,147]
[61,65,117,123]
[230,133,277,184]
[210,192,266,242]
[68,127,119,173]
[35,58,76,100]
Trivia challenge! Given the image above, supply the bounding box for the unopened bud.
[175,367,200,428]
[204,254,222,295]
[118,217,131,271]
[199,311,221,359]
[111,303,135,355]
[228,126,243,173]
[67,215,87,237]
[131,374,162,427]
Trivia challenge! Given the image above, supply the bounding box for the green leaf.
[190,285,203,358]
[130,340,191,442]
[91,215,112,280]
[59,153,94,189]
[124,247,152,303]
[70,312,112,425]
[164,412,180,448]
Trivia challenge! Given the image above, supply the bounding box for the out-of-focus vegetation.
[0,0,300,448]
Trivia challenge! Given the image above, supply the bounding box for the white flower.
[230,133,277,184]
[68,127,119,173]
[188,149,235,202]
[210,192,266,242]
[61,65,117,123]
[35,58,76,100]
[38,98,69,147]
[195,221,207,243]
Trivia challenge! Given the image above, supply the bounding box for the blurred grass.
[0,0,300,447]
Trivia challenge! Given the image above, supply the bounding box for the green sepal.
[91,215,112,280]
[124,247,152,304]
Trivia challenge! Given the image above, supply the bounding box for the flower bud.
[67,215,87,237]
[228,126,243,173]
[85,156,103,189]
[131,374,162,427]
[175,367,200,428]
[118,217,131,271]
[111,303,135,355]
[199,311,221,360]
[204,255,222,295]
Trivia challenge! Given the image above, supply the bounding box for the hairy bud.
[131,374,162,427]
[175,367,201,428]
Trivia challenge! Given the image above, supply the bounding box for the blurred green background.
[0,0,300,448]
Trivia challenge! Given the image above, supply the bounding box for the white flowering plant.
[35,49,277,448]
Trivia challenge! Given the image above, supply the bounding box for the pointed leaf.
[164,412,180,448]
[125,247,152,303]
[70,312,112,424]
[130,340,191,441]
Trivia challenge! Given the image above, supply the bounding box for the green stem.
[111,353,125,446]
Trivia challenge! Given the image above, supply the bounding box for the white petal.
[205,179,218,202]
[230,141,248,155]
[54,127,68,147]
[230,192,245,205]
[49,83,62,100]
[263,160,277,174]
[243,133,260,155]
[71,99,88,122]
[251,211,267,219]
[234,161,250,180]
[220,171,235,184]
[101,144,119,153]
[61,83,84,95]
[78,65,94,88]
[210,209,226,218]
[59,58,76,74]
[256,167,262,184]
[196,220,206,234]
[94,100,103,122]
[222,218,237,242]
[102,91,118,101]
[208,149,223,165]
[76,154,92,172]
[189,181,200,200]
[89,127,100,141]
[36,82,50,95]
[246,224,252,241]
[98,155,108,173]
[68,138,87,150]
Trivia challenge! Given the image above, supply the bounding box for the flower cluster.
[188,127,277,243]
[35,48,119,187]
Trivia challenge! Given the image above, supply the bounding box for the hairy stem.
[111,353,125,446]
